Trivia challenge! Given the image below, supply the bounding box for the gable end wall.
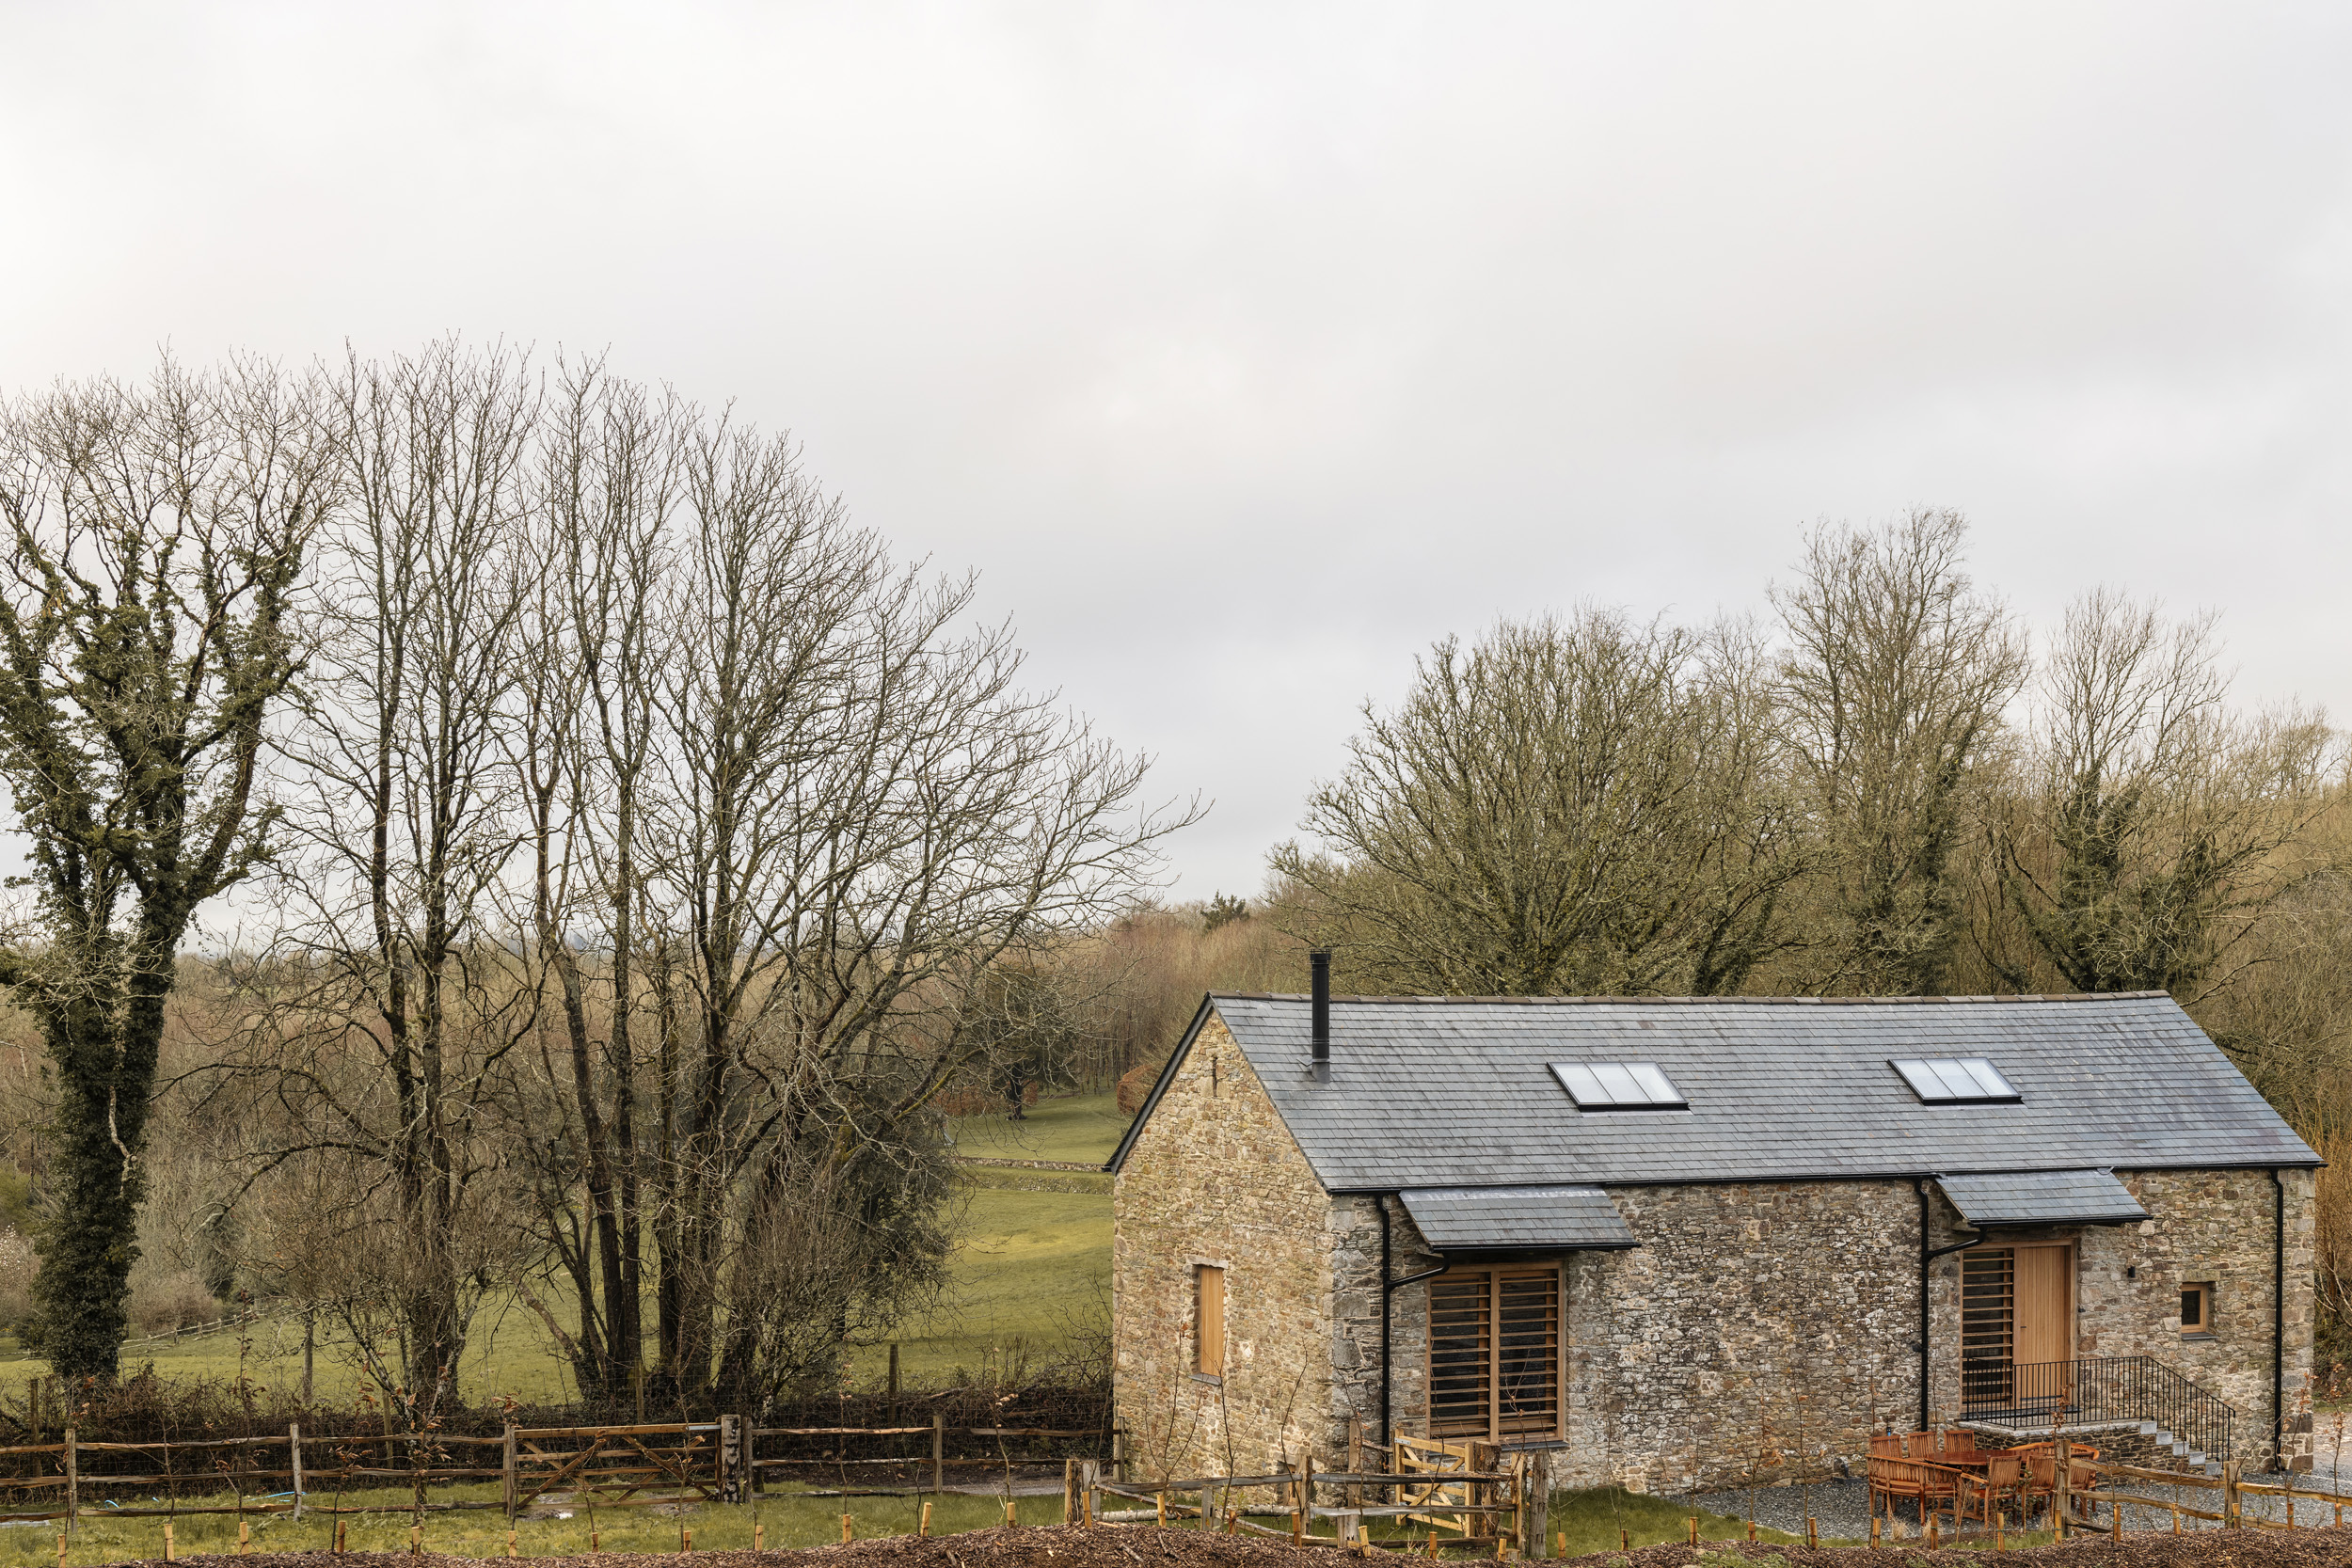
[1111,1009,1336,1480]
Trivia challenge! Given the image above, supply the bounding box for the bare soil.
[98,1522,2352,1568]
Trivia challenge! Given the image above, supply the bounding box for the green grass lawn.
[0,1481,1931,1564]
[0,1095,1126,1406]
[946,1090,1132,1166]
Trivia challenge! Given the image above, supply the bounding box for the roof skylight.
[1891,1057,2021,1105]
[1550,1061,1688,1111]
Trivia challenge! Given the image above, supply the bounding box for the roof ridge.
[1209,990,2172,1006]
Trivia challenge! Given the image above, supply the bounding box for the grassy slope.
[0,1095,1127,1403]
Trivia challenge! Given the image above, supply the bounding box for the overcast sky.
[5,3,2349,903]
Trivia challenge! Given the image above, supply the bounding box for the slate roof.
[1398,1185,1638,1250]
[1108,991,2318,1191]
[1935,1169,2151,1227]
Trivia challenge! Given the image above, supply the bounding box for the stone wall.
[1378,1169,2311,1491]
[1110,1009,1336,1481]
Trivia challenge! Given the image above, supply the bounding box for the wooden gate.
[1394,1431,1502,1544]
[508,1422,727,1513]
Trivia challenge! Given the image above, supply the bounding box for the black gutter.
[1378,1195,1448,1446]
[1915,1177,1981,1431]
[2274,1167,2287,1470]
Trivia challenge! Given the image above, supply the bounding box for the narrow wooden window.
[1195,1265,1225,1376]
[1428,1275,1492,1435]
[2182,1281,2214,1336]
[1960,1248,2015,1413]
[1427,1267,1560,1440]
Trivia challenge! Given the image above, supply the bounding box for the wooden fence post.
[717,1415,736,1503]
[291,1423,305,1523]
[1348,1416,1364,1508]
[1111,1426,1125,1483]
[63,1426,76,1532]
[739,1414,760,1497]
[1063,1460,1077,1525]
[1081,1459,1099,1527]
[1200,1483,1215,1532]
[502,1423,518,1522]
[1526,1450,1549,1560]
[930,1409,945,1495]
[2223,1460,2242,1528]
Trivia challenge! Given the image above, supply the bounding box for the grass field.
[0,1482,1851,1564]
[0,1094,1125,1405]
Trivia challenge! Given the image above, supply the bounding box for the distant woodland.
[4,347,2351,1423]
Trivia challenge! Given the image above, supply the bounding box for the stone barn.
[1106,965,2318,1493]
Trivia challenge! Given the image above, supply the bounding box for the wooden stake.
[683,1527,693,1553]
[240,1518,251,1555]
[1869,1516,1880,1545]
[841,1513,854,1543]
[165,1522,175,1561]
[1005,1498,1017,1528]
[1158,1489,1168,1526]
[507,1529,518,1559]
[1555,1531,1565,1556]
[757,1523,768,1550]
[1807,1516,1819,1549]
[1688,1516,1698,1545]
[1925,1515,1937,1549]
[591,1529,600,1556]
[918,1503,930,1540]
[410,1524,421,1558]
[2112,1505,2122,1542]
[56,1532,64,1568]
[502,1422,519,1524]
[1620,1528,1629,1551]
[336,1519,347,1553]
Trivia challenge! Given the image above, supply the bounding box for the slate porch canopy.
[1935,1168,2151,1228]
[1397,1185,1639,1252]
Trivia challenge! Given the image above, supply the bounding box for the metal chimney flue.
[1310,950,1331,1083]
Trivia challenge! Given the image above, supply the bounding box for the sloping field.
[0,1095,1127,1402]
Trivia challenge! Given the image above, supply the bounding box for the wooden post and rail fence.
[0,1416,1110,1527]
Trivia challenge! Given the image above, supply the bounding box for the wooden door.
[2012,1244,2073,1368]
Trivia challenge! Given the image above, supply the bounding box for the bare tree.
[212,341,540,1411]
[0,358,321,1380]
[1772,510,2027,994]
[631,413,1193,1406]
[1989,588,2338,998]
[512,356,680,1402]
[1270,608,1800,996]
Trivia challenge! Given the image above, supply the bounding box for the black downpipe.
[1915,1177,1979,1431]
[1311,951,1332,1084]
[2275,1168,2287,1471]
[1378,1195,1447,1446]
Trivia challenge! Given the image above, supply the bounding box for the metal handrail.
[1959,1354,2235,1463]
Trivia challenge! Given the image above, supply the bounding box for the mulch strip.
[98,1523,2352,1568]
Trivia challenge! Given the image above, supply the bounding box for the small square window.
[2181,1281,2214,1337]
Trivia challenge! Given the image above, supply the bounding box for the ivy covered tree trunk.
[0,361,319,1383]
